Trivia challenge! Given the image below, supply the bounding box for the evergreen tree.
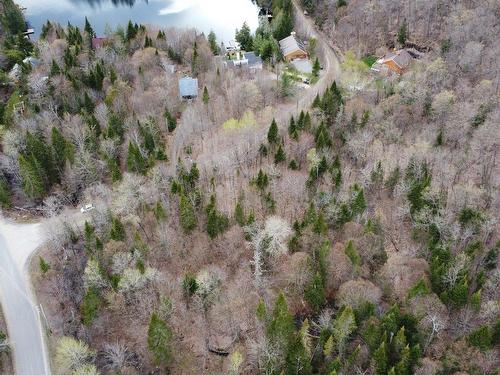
[267,118,279,144]
[255,169,269,191]
[164,108,177,132]
[147,313,173,366]
[397,22,408,45]
[84,17,95,40]
[345,240,361,267]
[110,217,125,241]
[350,184,367,217]
[313,211,327,235]
[208,30,218,54]
[288,116,299,140]
[234,198,246,226]
[51,127,74,172]
[126,20,137,41]
[202,86,210,104]
[50,60,61,76]
[312,57,320,77]
[274,145,286,164]
[304,111,312,129]
[80,288,100,326]
[25,132,58,185]
[179,193,197,234]
[312,93,321,108]
[272,7,293,41]
[373,341,388,375]
[127,142,148,174]
[0,177,11,208]
[18,155,46,200]
[304,271,326,311]
[235,22,253,51]
[267,293,295,344]
[333,306,357,356]
[205,195,229,239]
[315,122,332,149]
[107,113,124,141]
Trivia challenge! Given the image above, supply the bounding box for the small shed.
[179,77,199,99]
[279,32,308,61]
[244,52,263,70]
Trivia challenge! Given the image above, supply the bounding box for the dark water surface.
[17,0,259,41]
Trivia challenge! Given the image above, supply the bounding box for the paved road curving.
[0,217,50,375]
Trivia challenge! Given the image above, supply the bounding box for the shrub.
[147,313,173,365]
[467,326,492,351]
[80,288,101,326]
[39,257,51,275]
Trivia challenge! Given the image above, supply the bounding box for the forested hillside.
[0,0,498,374]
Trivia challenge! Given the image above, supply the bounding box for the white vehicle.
[80,203,94,213]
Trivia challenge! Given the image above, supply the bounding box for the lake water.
[17,0,259,42]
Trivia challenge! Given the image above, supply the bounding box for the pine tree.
[274,145,286,164]
[127,142,148,174]
[208,30,218,54]
[255,169,269,191]
[126,20,137,41]
[312,57,320,77]
[110,217,125,241]
[397,22,408,45]
[333,306,357,356]
[304,271,326,311]
[179,193,197,234]
[267,118,279,144]
[18,155,46,200]
[0,177,11,208]
[202,86,210,104]
[304,111,312,129]
[205,195,229,239]
[164,108,177,132]
[373,341,388,375]
[51,127,74,172]
[312,93,321,108]
[147,313,173,366]
[288,116,299,140]
[50,60,61,76]
[154,201,166,222]
[234,198,246,226]
[256,299,267,322]
[235,22,253,51]
[80,287,101,326]
[267,293,295,343]
[313,211,327,235]
[315,122,332,149]
[25,132,58,185]
[345,240,361,267]
[84,17,95,38]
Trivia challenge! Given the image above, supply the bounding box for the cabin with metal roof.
[279,32,308,61]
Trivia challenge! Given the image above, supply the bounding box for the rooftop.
[279,32,307,57]
[179,76,198,98]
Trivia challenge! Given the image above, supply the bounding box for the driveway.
[0,217,50,375]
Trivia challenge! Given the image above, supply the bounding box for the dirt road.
[0,217,50,375]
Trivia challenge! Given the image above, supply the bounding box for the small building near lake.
[179,76,199,99]
[279,32,308,62]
